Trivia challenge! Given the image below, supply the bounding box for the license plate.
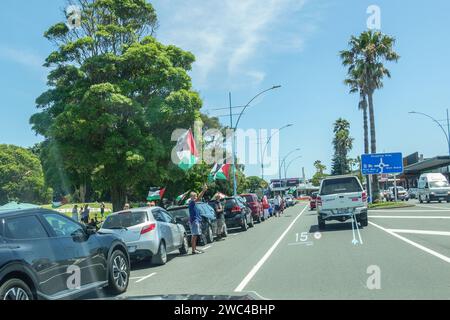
[127,246,137,253]
[336,209,348,215]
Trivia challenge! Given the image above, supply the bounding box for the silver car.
[99,207,189,265]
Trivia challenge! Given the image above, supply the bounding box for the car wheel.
[419,195,423,203]
[318,216,325,230]
[439,200,442,203]
[179,235,189,255]
[222,225,228,238]
[0,279,33,300]
[105,250,130,295]
[153,242,167,266]
[206,225,214,244]
[248,215,255,228]
[241,218,248,231]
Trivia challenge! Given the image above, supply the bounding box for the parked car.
[223,197,253,231]
[408,188,418,199]
[417,173,450,203]
[310,192,319,210]
[167,202,227,246]
[0,208,130,300]
[283,195,295,207]
[240,194,264,223]
[387,186,409,201]
[316,175,368,229]
[100,207,189,265]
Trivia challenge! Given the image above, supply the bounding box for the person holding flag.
[189,184,208,255]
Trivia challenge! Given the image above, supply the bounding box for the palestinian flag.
[208,163,231,182]
[147,187,166,201]
[176,190,190,204]
[176,129,198,171]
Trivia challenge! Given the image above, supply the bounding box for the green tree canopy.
[30,0,205,211]
[331,118,354,176]
[0,145,52,205]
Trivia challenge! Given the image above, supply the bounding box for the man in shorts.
[189,185,208,255]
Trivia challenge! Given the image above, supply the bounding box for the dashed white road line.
[387,229,450,236]
[135,272,157,283]
[369,215,450,219]
[234,205,308,292]
[415,204,450,210]
[202,245,212,250]
[369,221,450,264]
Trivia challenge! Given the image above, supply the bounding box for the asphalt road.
[88,200,450,300]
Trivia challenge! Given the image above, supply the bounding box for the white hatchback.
[99,207,189,265]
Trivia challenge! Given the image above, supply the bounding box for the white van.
[417,173,450,203]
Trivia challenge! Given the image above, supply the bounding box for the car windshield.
[242,195,254,202]
[430,181,449,188]
[102,211,147,229]
[167,208,190,219]
[321,178,362,195]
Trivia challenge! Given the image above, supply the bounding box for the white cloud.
[0,46,43,71]
[153,0,314,88]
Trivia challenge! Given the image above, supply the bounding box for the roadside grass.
[369,201,415,210]
[41,202,114,221]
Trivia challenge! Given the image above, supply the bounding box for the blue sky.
[1,0,450,181]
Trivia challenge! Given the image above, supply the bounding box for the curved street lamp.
[261,124,293,181]
[285,155,303,179]
[409,110,450,155]
[230,85,282,196]
[279,148,301,180]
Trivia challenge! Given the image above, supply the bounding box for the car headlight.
[430,192,435,195]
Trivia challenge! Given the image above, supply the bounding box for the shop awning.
[404,156,450,174]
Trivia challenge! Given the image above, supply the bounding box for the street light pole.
[261,124,293,181]
[279,148,301,180]
[409,110,450,155]
[285,155,303,179]
[230,85,282,196]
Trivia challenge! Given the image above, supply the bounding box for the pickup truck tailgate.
[321,192,365,210]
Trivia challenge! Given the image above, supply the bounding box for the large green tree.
[0,145,52,205]
[331,119,354,176]
[30,0,204,211]
[340,30,399,197]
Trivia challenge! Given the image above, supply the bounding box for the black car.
[167,203,227,245]
[0,208,130,300]
[223,197,253,231]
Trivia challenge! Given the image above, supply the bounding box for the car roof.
[0,208,56,218]
[323,175,358,180]
[109,207,156,216]
[167,202,210,211]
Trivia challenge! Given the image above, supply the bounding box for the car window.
[168,208,189,219]
[43,213,84,237]
[102,211,148,229]
[243,195,253,202]
[161,211,175,223]
[321,177,362,195]
[151,210,166,223]
[430,181,449,188]
[5,215,49,240]
[224,199,237,209]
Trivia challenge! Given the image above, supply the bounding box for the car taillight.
[231,206,241,213]
[141,223,156,235]
[362,192,367,203]
[316,196,322,206]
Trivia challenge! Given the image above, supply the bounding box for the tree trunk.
[368,91,380,199]
[111,185,127,213]
[362,96,369,154]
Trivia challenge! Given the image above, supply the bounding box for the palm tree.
[340,30,399,198]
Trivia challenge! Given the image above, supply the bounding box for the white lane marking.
[369,215,450,219]
[387,229,450,236]
[234,205,308,292]
[135,272,157,283]
[203,245,212,250]
[371,209,450,213]
[369,221,450,264]
[415,204,450,210]
[130,276,144,280]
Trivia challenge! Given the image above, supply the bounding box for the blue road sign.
[361,153,403,175]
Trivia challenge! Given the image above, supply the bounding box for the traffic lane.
[242,209,450,299]
[120,205,308,298]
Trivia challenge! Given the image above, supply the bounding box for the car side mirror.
[175,217,183,224]
[86,226,97,235]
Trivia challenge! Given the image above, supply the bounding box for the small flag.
[176,129,198,171]
[176,190,190,204]
[208,163,231,182]
[147,187,166,201]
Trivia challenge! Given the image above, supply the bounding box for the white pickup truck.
[316,175,368,230]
